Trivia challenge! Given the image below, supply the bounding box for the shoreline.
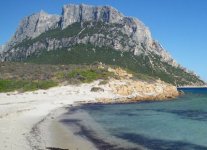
[37,104,145,150]
[31,105,98,150]
[0,77,179,150]
[61,104,149,150]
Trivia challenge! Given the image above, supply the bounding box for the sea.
[60,88,207,150]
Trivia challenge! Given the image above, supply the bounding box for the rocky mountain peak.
[60,4,171,63]
[60,4,153,45]
[4,4,153,51]
[60,4,124,28]
[6,11,60,49]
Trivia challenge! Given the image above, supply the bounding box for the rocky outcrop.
[96,67,179,103]
[109,79,179,100]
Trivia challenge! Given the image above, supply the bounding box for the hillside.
[0,4,204,86]
[0,62,116,92]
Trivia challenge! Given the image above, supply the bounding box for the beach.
[33,106,98,150]
[0,74,179,150]
[0,80,113,150]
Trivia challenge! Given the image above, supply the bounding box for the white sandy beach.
[0,80,119,150]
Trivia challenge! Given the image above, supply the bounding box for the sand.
[0,80,117,150]
[32,107,98,150]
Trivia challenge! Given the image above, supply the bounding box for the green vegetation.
[67,69,103,83]
[24,44,204,85]
[0,79,57,92]
[57,68,115,83]
[24,44,157,82]
[0,62,115,92]
[98,80,108,85]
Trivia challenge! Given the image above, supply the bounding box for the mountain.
[0,4,204,86]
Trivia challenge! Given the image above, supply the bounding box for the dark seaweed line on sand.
[46,147,68,150]
[61,119,141,150]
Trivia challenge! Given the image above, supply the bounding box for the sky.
[0,0,207,81]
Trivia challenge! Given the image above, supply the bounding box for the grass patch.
[0,79,57,93]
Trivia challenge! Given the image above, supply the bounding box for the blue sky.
[0,0,207,81]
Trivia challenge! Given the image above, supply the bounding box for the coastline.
[0,75,179,150]
[31,106,98,150]
[35,105,145,150]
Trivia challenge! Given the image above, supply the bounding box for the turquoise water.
[62,88,207,150]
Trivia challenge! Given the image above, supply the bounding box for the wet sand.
[55,105,146,150]
[35,107,98,150]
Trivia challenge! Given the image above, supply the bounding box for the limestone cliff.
[5,11,60,50]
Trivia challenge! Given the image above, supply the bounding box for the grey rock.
[6,10,60,50]
[61,4,124,28]
[0,45,4,52]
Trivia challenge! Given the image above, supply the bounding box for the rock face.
[61,4,124,28]
[56,4,154,48]
[0,45,4,52]
[5,11,60,50]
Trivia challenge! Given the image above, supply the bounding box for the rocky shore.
[94,67,179,103]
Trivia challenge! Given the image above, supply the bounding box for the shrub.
[66,68,113,83]
[99,80,108,85]
[91,87,104,92]
[0,79,57,93]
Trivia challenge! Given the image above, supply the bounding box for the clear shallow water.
[62,88,207,150]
